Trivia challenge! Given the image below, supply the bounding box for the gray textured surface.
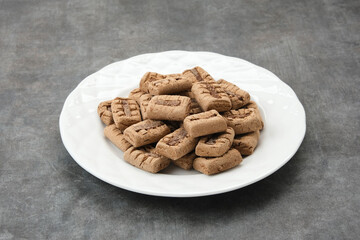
[0,0,359,239]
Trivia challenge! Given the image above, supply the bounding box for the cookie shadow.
[59,139,306,218]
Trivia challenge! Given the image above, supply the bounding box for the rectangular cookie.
[124,146,170,173]
[128,88,147,104]
[183,110,227,138]
[147,76,192,95]
[138,93,153,120]
[217,79,250,109]
[243,100,264,129]
[222,109,263,134]
[172,151,196,170]
[195,127,235,157]
[233,130,260,155]
[193,148,243,175]
[104,124,132,151]
[97,100,114,125]
[123,119,171,147]
[147,95,191,121]
[139,72,181,93]
[182,66,216,83]
[192,81,232,112]
[156,127,198,160]
[111,97,142,131]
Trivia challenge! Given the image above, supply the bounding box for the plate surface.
[59,51,306,197]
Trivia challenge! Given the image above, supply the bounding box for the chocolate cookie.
[182,66,216,83]
[242,100,264,129]
[233,130,260,155]
[124,146,170,173]
[123,119,171,147]
[193,148,243,175]
[97,100,114,125]
[128,88,147,104]
[138,93,152,120]
[111,97,141,131]
[147,95,191,121]
[139,72,181,93]
[222,108,262,134]
[104,124,132,151]
[172,151,196,170]
[183,110,227,138]
[195,127,235,157]
[147,76,192,95]
[156,127,198,160]
[192,81,232,112]
[217,79,250,109]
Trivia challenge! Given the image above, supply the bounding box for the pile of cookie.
[97,66,263,175]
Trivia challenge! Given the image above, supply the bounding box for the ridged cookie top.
[131,121,164,134]
[217,79,250,109]
[140,72,181,92]
[222,108,255,119]
[111,98,140,118]
[185,109,220,122]
[192,81,229,99]
[182,66,216,83]
[161,128,190,146]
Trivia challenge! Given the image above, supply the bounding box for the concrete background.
[0,0,359,239]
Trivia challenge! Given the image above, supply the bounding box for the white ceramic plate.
[59,51,306,197]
